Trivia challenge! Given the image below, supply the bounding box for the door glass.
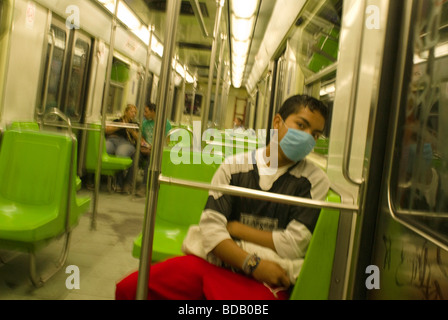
[105,58,129,116]
[290,0,343,158]
[65,38,90,121]
[43,25,67,111]
[394,0,448,243]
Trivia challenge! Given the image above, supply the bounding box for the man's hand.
[252,260,290,288]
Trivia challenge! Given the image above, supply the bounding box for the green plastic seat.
[85,123,133,176]
[6,121,82,191]
[290,190,341,300]
[7,121,40,131]
[0,130,91,285]
[133,148,221,261]
[314,136,329,155]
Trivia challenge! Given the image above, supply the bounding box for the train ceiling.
[123,0,275,89]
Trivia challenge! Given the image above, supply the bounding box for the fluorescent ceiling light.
[232,54,247,66]
[186,73,195,83]
[231,16,255,41]
[117,1,141,30]
[132,25,150,45]
[232,38,250,56]
[231,0,258,18]
[151,36,164,57]
[175,62,185,78]
[98,0,116,13]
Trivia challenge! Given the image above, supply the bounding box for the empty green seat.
[6,121,82,191]
[85,123,133,176]
[133,148,221,261]
[0,130,91,285]
[290,190,341,300]
[7,121,40,131]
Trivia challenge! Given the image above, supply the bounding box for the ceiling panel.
[124,0,274,89]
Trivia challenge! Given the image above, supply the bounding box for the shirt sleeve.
[198,161,234,254]
[199,209,232,255]
[272,219,312,259]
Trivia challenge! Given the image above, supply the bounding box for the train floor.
[0,185,146,300]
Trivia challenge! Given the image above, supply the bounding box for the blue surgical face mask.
[279,119,316,162]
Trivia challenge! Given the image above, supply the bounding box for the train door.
[37,16,92,123]
[363,0,448,300]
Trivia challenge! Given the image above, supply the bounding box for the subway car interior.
[0,0,447,301]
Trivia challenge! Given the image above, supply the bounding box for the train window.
[393,0,448,245]
[41,23,68,112]
[289,0,342,159]
[38,17,92,123]
[106,58,130,116]
[64,35,91,122]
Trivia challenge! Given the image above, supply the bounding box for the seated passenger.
[137,103,172,197]
[233,117,245,133]
[105,104,139,193]
[116,94,330,300]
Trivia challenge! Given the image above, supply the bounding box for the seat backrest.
[0,130,72,207]
[7,121,40,131]
[289,189,341,300]
[156,148,221,226]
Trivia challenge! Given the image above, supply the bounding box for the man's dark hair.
[147,103,156,112]
[278,94,328,122]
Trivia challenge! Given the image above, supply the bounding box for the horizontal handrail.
[39,121,140,131]
[158,174,359,212]
[394,208,448,218]
[304,62,338,86]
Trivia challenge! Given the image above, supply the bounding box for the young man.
[137,103,172,197]
[116,94,330,299]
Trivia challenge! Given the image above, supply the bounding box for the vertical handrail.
[136,0,181,300]
[91,0,119,230]
[212,33,226,126]
[201,0,224,133]
[190,80,197,126]
[341,0,367,187]
[39,30,55,117]
[131,26,153,195]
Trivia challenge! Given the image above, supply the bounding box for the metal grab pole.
[201,0,224,133]
[131,26,153,194]
[212,33,226,126]
[91,0,119,230]
[136,0,181,300]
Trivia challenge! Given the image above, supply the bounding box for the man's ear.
[272,114,282,130]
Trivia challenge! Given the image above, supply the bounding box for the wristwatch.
[242,253,261,275]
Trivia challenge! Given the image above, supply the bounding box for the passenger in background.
[116,94,330,300]
[137,103,172,197]
[233,117,245,132]
[105,104,139,194]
